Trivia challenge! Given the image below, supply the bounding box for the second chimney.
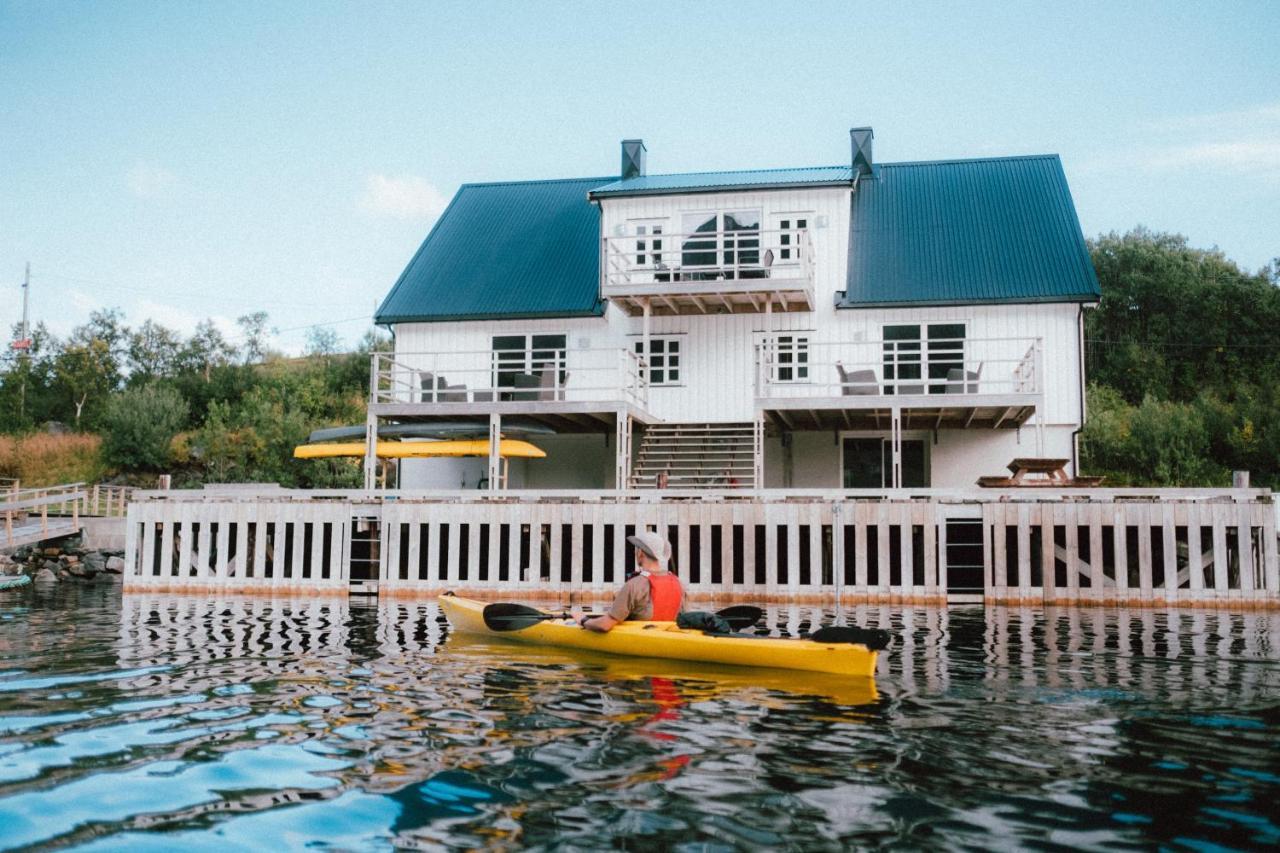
[850,127,874,177]
[621,139,647,180]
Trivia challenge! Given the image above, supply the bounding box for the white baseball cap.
[626,530,671,566]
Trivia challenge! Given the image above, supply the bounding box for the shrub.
[0,432,105,486]
[101,384,189,471]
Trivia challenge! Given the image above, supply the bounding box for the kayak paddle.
[482,602,765,633]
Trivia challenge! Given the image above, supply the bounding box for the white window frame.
[881,321,968,395]
[491,332,567,389]
[631,334,683,386]
[767,333,810,383]
[770,212,812,265]
[628,218,669,269]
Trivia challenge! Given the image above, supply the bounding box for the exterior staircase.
[629,423,757,489]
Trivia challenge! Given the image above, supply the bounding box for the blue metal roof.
[839,155,1100,307]
[589,166,853,198]
[374,177,610,324]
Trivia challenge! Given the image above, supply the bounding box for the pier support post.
[488,413,501,491]
[362,409,378,490]
[615,414,632,490]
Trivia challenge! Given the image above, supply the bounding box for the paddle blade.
[809,625,892,650]
[482,602,555,632]
[716,605,763,631]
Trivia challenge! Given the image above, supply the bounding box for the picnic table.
[977,458,1104,488]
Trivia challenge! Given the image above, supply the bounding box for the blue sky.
[2,1,1277,352]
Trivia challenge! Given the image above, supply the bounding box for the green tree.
[101,383,189,470]
[127,319,182,383]
[236,311,272,364]
[53,338,117,428]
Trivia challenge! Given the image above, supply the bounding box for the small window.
[774,215,810,262]
[772,335,809,382]
[633,337,681,385]
[631,220,666,267]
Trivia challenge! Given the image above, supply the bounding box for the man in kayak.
[578,530,685,632]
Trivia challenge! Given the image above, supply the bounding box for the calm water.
[0,584,1277,851]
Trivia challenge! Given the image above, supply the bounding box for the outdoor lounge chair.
[419,372,441,402]
[835,361,878,395]
[510,372,541,402]
[537,369,568,401]
[944,362,983,394]
[439,381,469,402]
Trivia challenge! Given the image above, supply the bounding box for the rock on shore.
[2,537,124,585]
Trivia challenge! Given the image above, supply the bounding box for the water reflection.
[0,584,1275,850]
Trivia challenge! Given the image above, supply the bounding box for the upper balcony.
[754,336,1044,430]
[370,348,650,431]
[602,226,814,316]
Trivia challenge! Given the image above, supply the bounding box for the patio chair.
[835,361,878,395]
[419,372,444,402]
[536,368,568,401]
[944,362,983,394]
[511,372,541,402]
[439,381,469,402]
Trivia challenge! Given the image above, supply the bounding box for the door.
[842,437,928,487]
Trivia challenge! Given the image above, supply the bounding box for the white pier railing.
[123,488,1279,608]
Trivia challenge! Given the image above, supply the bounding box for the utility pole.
[15,263,31,421]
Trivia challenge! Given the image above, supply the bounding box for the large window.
[882,323,966,394]
[633,336,681,385]
[842,437,928,488]
[492,334,566,392]
[681,210,760,275]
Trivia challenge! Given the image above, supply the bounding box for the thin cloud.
[358,173,448,220]
[1085,102,1280,182]
[126,162,180,199]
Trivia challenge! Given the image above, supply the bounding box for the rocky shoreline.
[0,538,124,585]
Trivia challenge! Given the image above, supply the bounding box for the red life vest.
[644,571,683,621]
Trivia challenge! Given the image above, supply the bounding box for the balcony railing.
[602,228,815,313]
[755,337,1043,401]
[372,349,649,410]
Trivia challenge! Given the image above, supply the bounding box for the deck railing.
[123,488,1278,608]
[371,348,649,410]
[602,228,815,309]
[755,337,1042,400]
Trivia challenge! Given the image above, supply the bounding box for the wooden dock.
[122,487,1279,609]
[2,483,134,550]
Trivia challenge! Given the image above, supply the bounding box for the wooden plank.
[854,501,869,593]
[290,510,306,584]
[1040,502,1056,603]
[935,504,947,597]
[569,502,584,591]
[1236,506,1254,598]
[764,503,779,594]
[1185,504,1203,597]
[271,507,287,589]
[991,503,1007,601]
[785,503,800,598]
[1062,504,1079,599]
[330,507,347,584]
[702,502,716,592]
[808,503,824,596]
[589,501,605,595]
[981,502,993,600]
[445,505,461,587]
[899,503,915,599]
[1111,504,1128,596]
[1016,503,1031,598]
[427,512,442,584]
[197,512,213,581]
[1161,502,1177,603]
[876,502,891,596]
[1135,504,1153,603]
[1208,504,1228,596]
[468,509,483,588]
[235,502,250,582]
[1262,503,1279,596]
[310,508,327,587]
[177,502,194,584]
[1088,503,1105,601]
[214,507,231,579]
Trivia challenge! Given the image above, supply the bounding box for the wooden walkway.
[122,487,1280,609]
[2,483,133,550]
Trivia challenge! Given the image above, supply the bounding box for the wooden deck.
[122,487,1280,609]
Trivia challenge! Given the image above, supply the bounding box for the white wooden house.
[369,128,1100,492]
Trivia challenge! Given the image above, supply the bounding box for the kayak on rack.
[438,595,886,677]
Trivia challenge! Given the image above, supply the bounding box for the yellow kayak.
[445,636,879,706]
[439,595,881,677]
[293,439,547,460]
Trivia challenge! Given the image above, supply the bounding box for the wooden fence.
[122,488,1279,608]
